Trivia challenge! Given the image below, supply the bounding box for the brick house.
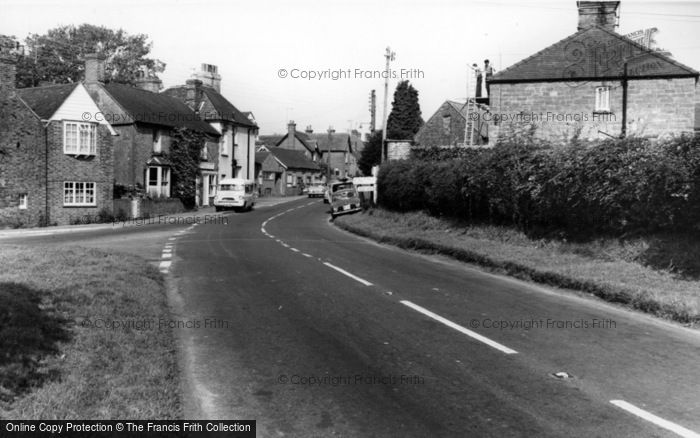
[414,99,489,148]
[255,146,321,196]
[83,55,220,208]
[488,1,700,143]
[259,121,324,162]
[0,52,115,227]
[163,64,259,206]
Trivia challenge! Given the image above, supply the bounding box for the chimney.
[286,120,297,149]
[577,1,620,32]
[0,52,16,92]
[185,79,203,111]
[135,66,162,93]
[193,63,221,92]
[84,53,105,84]
[305,125,313,134]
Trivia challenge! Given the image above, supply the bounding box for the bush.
[377,133,700,236]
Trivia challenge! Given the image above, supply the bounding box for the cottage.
[163,64,259,206]
[414,99,489,148]
[255,146,321,196]
[488,1,700,142]
[260,121,323,162]
[0,51,115,227]
[83,55,220,208]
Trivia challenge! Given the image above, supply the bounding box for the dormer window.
[595,86,611,112]
[64,121,96,155]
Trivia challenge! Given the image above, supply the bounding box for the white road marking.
[400,301,518,355]
[159,261,171,270]
[168,237,176,241]
[290,248,300,253]
[281,243,289,248]
[162,253,172,259]
[323,262,373,286]
[302,253,312,258]
[610,400,700,438]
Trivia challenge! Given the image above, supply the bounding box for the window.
[200,145,208,160]
[64,121,96,155]
[18,194,27,210]
[334,168,340,177]
[442,115,451,135]
[286,173,294,186]
[208,175,217,197]
[146,167,171,197]
[263,171,275,181]
[221,131,229,156]
[64,182,96,206]
[153,130,162,153]
[595,86,611,112]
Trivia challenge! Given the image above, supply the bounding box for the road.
[3,197,699,437]
[169,199,700,437]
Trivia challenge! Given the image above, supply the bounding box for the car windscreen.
[219,184,244,191]
[331,182,353,193]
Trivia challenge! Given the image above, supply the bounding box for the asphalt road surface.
[168,199,700,437]
[3,198,699,437]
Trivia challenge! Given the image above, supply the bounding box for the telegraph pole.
[369,89,376,132]
[381,47,395,163]
[327,126,335,182]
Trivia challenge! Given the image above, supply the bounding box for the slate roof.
[258,135,285,147]
[267,147,320,171]
[16,83,79,119]
[103,83,219,135]
[490,25,699,83]
[200,87,257,127]
[255,151,270,165]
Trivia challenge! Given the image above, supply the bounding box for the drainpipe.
[44,124,49,226]
[621,62,628,139]
[247,128,251,179]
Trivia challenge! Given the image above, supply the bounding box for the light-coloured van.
[214,178,257,212]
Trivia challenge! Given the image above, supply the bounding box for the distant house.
[414,99,489,148]
[83,55,220,207]
[306,129,362,179]
[488,1,700,142]
[164,64,259,206]
[261,121,323,162]
[0,51,116,227]
[255,146,321,196]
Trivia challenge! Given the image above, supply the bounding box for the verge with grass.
[0,245,180,419]
[334,209,700,326]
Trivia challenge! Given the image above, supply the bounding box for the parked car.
[307,182,327,198]
[328,181,362,218]
[214,178,257,212]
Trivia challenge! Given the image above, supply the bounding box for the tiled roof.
[307,132,364,153]
[267,147,320,171]
[258,135,285,147]
[16,83,79,119]
[491,26,699,83]
[103,83,219,135]
[200,87,257,127]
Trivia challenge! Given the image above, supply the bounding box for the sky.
[2,0,700,135]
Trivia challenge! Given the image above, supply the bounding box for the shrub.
[377,133,700,236]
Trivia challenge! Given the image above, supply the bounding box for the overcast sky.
[2,0,699,134]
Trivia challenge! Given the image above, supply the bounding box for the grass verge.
[0,245,180,419]
[334,209,700,327]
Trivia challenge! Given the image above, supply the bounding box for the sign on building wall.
[625,28,658,50]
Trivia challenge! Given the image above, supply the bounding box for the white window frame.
[286,173,294,186]
[153,129,162,153]
[146,167,171,198]
[19,193,28,210]
[221,131,229,156]
[63,121,96,155]
[201,144,209,160]
[595,86,611,112]
[64,182,96,206]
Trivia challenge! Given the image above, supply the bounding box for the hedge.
[378,134,700,235]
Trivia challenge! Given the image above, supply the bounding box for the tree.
[358,130,383,176]
[12,24,164,88]
[386,80,423,140]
